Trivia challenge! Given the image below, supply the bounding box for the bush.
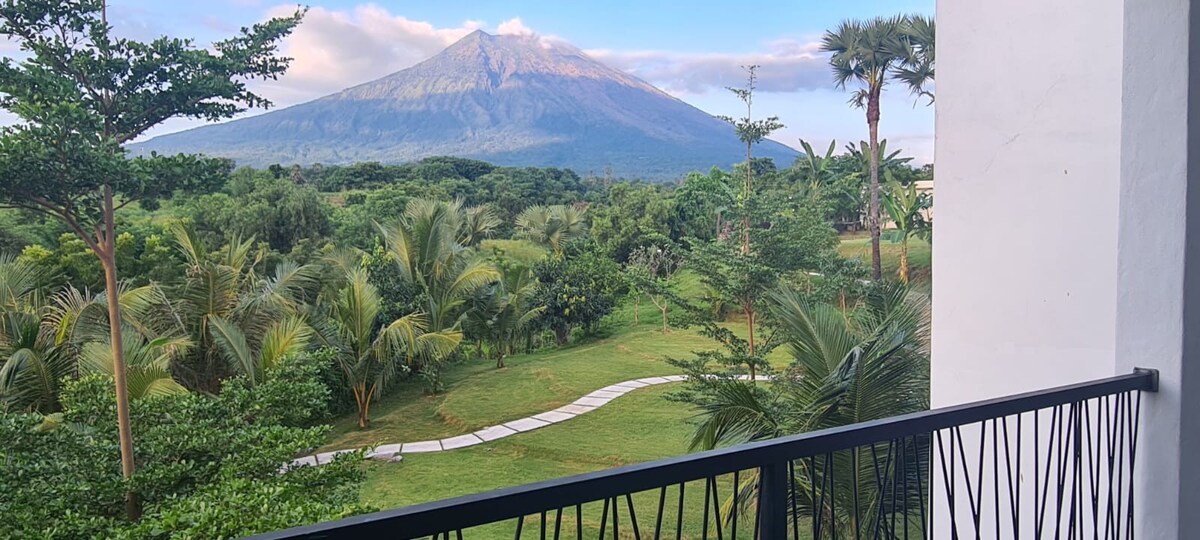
[0,357,370,539]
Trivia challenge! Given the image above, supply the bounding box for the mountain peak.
[131,32,797,180]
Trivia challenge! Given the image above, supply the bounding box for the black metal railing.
[249,369,1158,540]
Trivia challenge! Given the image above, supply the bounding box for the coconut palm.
[168,225,320,391]
[688,283,929,535]
[821,16,908,280]
[515,204,589,255]
[320,267,461,428]
[78,331,189,399]
[464,262,545,368]
[377,198,501,335]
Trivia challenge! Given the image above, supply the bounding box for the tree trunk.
[353,384,368,429]
[554,324,570,346]
[632,295,640,326]
[99,186,139,521]
[661,304,669,333]
[743,142,752,255]
[746,306,756,381]
[899,238,910,283]
[867,90,883,280]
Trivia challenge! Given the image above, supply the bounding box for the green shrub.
[0,358,370,539]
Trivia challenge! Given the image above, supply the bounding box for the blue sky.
[98,0,935,162]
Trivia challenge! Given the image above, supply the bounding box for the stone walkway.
[294,374,691,466]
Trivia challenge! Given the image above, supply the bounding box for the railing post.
[758,461,788,539]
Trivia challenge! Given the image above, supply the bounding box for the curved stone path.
[294,374,692,466]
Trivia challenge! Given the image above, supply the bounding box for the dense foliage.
[0,360,369,539]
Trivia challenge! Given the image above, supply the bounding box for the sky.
[17,0,936,163]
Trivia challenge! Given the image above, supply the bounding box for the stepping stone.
[315,449,357,465]
[661,375,688,382]
[555,404,597,415]
[612,380,650,389]
[291,456,318,467]
[441,434,484,450]
[533,410,575,423]
[474,425,519,441]
[504,417,551,432]
[587,389,625,399]
[574,396,612,407]
[367,443,402,460]
[402,440,443,453]
[637,376,672,384]
[599,384,634,394]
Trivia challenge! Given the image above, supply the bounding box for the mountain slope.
[132,30,797,180]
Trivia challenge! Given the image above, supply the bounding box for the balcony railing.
[249,369,1158,540]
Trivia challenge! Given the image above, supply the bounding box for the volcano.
[132,30,798,180]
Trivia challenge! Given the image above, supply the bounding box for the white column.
[1114,0,1200,537]
[934,0,1199,537]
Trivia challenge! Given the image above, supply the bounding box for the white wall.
[932,0,1124,407]
[934,0,1200,536]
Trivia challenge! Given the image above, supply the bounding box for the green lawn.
[360,385,764,539]
[836,233,932,283]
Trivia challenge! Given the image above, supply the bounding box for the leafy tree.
[627,244,684,333]
[821,16,908,280]
[181,170,334,254]
[673,168,737,243]
[676,283,929,535]
[589,183,677,262]
[532,242,621,345]
[0,0,303,514]
[718,65,784,255]
[516,204,589,255]
[882,178,931,283]
[317,266,460,427]
[0,359,368,538]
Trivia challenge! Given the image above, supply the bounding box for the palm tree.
[378,199,501,331]
[515,204,589,255]
[168,225,320,391]
[460,204,503,248]
[79,331,189,399]
[688,283,929,535]
[897,15,935,103]
[464,263,545,368]
[822,16,908,280]
[882,178,931,283]
[319,267,460,428]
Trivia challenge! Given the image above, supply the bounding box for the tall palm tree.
[515,204,589,255]
[822,16,908,280]
[319,267,460,428]
[464,263,545,368]
[688,283,929,535]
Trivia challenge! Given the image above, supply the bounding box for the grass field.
[836,232,932,283]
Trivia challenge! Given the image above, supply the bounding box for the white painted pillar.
[934,0,1200,536]
[1114,0,1200,537]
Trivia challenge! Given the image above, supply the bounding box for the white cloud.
[586,38,830,95]
[496,17,535,36]
[261,4,488,98]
